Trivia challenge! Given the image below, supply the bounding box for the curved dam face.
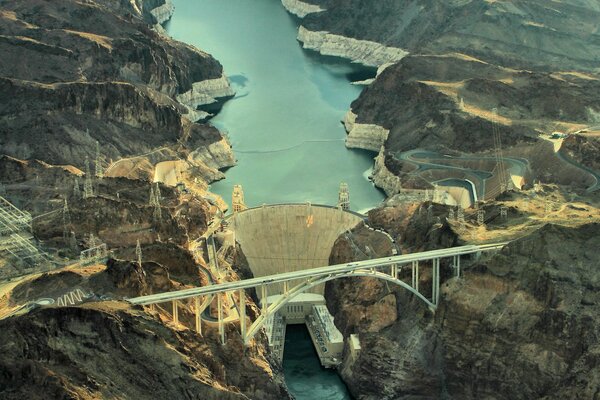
[231,204,363,296]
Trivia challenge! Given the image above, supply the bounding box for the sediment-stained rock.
[281,0,325,18]
[297,26,407,67]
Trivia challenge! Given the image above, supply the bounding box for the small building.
[306,304,344,368]
[348,334,361,363]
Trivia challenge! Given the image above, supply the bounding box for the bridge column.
[239,289,247,344]
[261,284,268,316]
[194,297,202,335]
[391,264,398,279]
[218,294,225,345]
[283,281,289,296]
[172,300,179,324]
[411,261,419,291]
[432,258,440,306]
[453,255,461,278]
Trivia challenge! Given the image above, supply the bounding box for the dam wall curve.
[230,204,364,296]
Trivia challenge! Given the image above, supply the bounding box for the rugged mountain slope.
[301,0,600,71]
[284,0,600,198]
[0,0,233,171]
[327,217,600,399]
[0,304,288,400]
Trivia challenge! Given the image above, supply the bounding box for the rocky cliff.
[300,0,600,72]
[327,215,600,399]
[0,304,288,400]
[0,0,234,174]
[282,1,600,197]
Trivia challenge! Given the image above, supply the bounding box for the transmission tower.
[95,141,104,179]
[83,157,94,199]
[500,206,508,220]
[136,239,142,267]
[492,108,509,193]
[477,209,486,226]
[149,185,156,206]
[153,193,162,222]
[448,207,455,221]
[338,183,350,211]
[62,198,71,240]
[73,178,81,199]
[457,205,464,222]
[154,183,161,202]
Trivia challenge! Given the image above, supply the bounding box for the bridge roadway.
[129,242,506,344]
[130,242,505,306]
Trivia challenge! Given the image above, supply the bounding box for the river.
[166,0,384,214]
[166,0,384,397]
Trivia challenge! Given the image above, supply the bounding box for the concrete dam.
[230,203,364,296]
[229,203,364,366]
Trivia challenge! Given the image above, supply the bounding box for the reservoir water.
[167,0,378,398]
[167,0,384,214]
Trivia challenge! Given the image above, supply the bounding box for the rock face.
[297,25,407,67]
[281,0,325,18]
[301,0,600,72]
[327,221,600,400]
[0,304,289,400]
[0,0,233,173]
[343,110,389,152]
[283,1,600,196]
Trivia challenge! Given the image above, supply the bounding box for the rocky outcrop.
[177,74,235,109]
[343,110,389,151]
[190,138,236,171]
[281,0,325,18]
[301,0,600,72]
[149,0,175,25]
[370,149,402,197]
[297,26,407,67]
[0,305,290,400]
[327,222,600,399]
[0,0,229,174]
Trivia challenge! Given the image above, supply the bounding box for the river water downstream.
[167,0,381,397]
[167,0,384,214]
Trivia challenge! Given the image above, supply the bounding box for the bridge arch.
[243,268,434,344]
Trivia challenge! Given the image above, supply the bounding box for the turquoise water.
[167,0,384,214]
[283,324,353,400]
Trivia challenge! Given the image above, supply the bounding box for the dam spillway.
[230,204,363,296]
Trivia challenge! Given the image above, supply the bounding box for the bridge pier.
[194,297,202,335]
[218,294,225,345]
[432,258,440,306]
[411,261,419,291]
[172,300,179,324]
[453,255,461,278]
[391,264,398,279]
[261,285,269,316]
[239,289,247,343]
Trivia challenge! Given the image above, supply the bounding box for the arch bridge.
[129,243,506,345]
